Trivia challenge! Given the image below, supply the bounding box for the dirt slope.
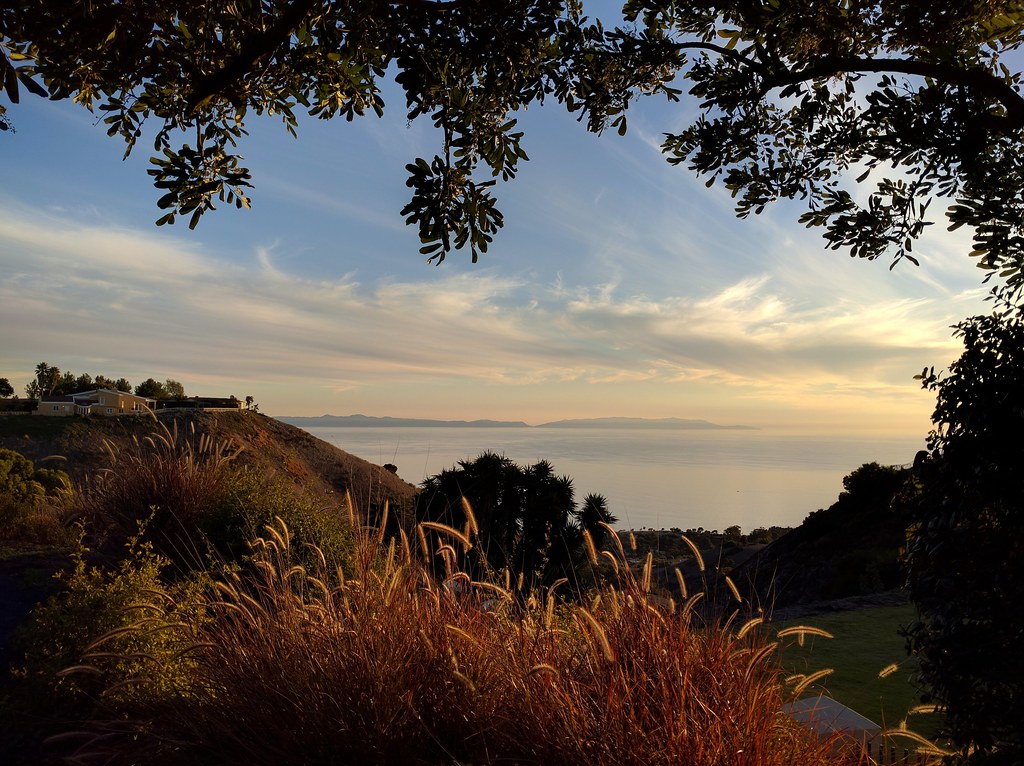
[0,411,419,517]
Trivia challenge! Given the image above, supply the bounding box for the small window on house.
[52,405,59,411]
[106,408,113,414]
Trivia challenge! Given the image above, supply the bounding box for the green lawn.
[774,605,942,740]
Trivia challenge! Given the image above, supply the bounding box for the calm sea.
[303,426,925,532]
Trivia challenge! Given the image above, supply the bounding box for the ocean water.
[303,426,925,532]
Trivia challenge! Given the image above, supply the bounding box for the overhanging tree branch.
[186,0,321,113]
[675,40,761,69]
[186,0,479,113]
[760,56,1024,129]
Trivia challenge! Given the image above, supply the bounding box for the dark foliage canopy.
[1,0,621,262]
[6,1,1024,290]
[624,1,1024,297]
[901,313,1024,764]
[133,377,186,400]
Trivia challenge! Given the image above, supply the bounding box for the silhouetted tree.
[24,363,61,399]
[164,379,185,399]
[901,313,1024,764]
[417,452,614,598]
[56,371,76,394]
[578,493,617,549]
[134,378,167,399]
[0,378,13,398]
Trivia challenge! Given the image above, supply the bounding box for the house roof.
[39,389,156,405]
[73,388,149,398]
[783,694,881,739]
[156,396,241,409]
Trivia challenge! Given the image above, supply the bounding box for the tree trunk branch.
[187,0,320,113]
[185,0,479,114]
[762,56,1024,130]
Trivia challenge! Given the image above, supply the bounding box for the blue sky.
[0,57,990,436]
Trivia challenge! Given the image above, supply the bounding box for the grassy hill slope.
[730,463,912,611]
[0,411,418,518]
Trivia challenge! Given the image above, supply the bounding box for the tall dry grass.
[60,514,866,766]
[70,417,240,564]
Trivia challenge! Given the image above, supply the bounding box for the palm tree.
[576,493,617,549]
[416,453,611,599]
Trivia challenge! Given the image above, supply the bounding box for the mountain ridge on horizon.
[276,414,756,430]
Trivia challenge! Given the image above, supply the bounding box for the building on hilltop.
[36,388,157,417]
[155,396,244,412]
[35,391,245,417]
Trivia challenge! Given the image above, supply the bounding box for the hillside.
[729,462,912,612]
[0,411,419,517]
[2,415,914,612]
[612,464,914,617]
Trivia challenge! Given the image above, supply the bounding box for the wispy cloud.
[0,202,978,428]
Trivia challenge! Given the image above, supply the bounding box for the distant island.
[277,414,531,428]
[277,414,754,430]
[535,417,755,430]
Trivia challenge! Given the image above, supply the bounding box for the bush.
[0,448,72,545]
[202,467,355,572]
[68,421,355,575]
[70,420,239,567]
[4,530,206,764]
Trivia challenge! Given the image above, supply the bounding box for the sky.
[0,36,993,437]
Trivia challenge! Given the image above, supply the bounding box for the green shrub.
[202,467,355,573]
[0,449,49,501]
[0,448,72,545]
[4,529,206,763]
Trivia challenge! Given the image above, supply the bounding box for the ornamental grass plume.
[59,517,863,766]
[70,417,240,565]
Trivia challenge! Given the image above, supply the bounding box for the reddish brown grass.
[62,518,863,766]
[69,418,240,563]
